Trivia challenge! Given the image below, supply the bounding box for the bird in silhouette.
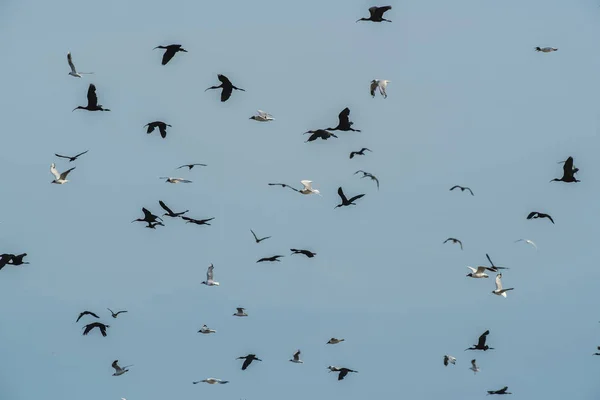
[8,253,28,266]
[354,170,379,190]
[527,211,554,224]
[370,79,390,98]
[335,187,365,208]
[233,307,248,317]
[535,47,557,52]
[182,216,214,226]
[160,177,192,184]
[485,253,509,271]
[0,254,14,270]
[487,387,512,395]
[443,238,463,250]
[193,378,229,385]
[357,6,392,22]
[465,330,494,351]
[492,274,514,298]
[55,150,88,162]
[304,129,338,142]
[250,110,274,122]
[593,346,600,355]
[76,311,100,323]
[145,221,164,229]
[176,163,207,170]
[327,108,361,132]
[205,74,245,102]
[450,185,474,196]
[550,156,580,183]
[515,239,537,250]
[289,350,303,363]
[144,121,171,139]
[158,200,188,218]
[201,264,219,286]
[111,360,133,376]
[154,44,187,65]
[257,255,284,263]
[332,367,358,381]
[443,355,456,366]
[50,163,75,184]
[73,84,110,111]
[470,359,480,374]
[82,322,110,337]
[237,354,262,370]
[327,338,345,344]
[107,308,128,318]
[251,230,271,243]
[349,148,371,159]
[290,249,316,258]
[132,208,162,224]
[67,52,94,78]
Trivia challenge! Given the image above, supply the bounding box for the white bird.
[111,360,133,376]
[201,264,219,286]
[327,365,342,372]
[466,266,494,279]
[160,177,192,184]
[50,163,76,184]
[193,378,229,385]
[443,355,456,366]
[515,239,537,250]
[492,273,514,298]
[233,307,248,317]
[299,180,321,196]
[250,110,274,122]
[470,359,480,374]
[370,79,390,98]
[198,324,216,334]
[535,46,558,53]
[289,350,303,363]
[67,52,94,78]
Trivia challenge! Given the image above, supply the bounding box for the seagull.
[251,229,271,243]
[593,346,600,355]
[299,180,321,195]
[354,170,380,190]
[176,163,207,170]
[332,367,358,381]
[443,355,456,366]
[233,307,248,317]
[250,110,274,122]
[485,253,509,271]
[82,322,110,337]
[181,216,214,226]
[205,74,245,102]
[327,338,345,344]
[470,359,480,374]
[535,47,557,53]
[107,308,128,318]
[335,187,365,208]
[76,311,100,323]
[515,239,537,250]
[443,238,463,250]
[349,148,372,159]
[304,129,338,142]
[466,266,493,279]
[55,150,88,162]
[289,350,303,363]
[193,378,229,385]
[487,387,512,395]
[67,52,93,78]
[8,253,28,266]
[132,208,163,224]
[370,80,390,98]
[527,211,554,224]
[153,44,187,65]
[326,107,361,132]
[158,200,188,218]
[73,84,110,111]
[257,255,284,263]
[201,264,219,286]
[145,121,171,139]
[290,249,316,258]
[450,185,474,196]
[465,330,494,351]
[160,177,192,184]
[492,273,514,298]
[50,163,75,184]
[198,324,216,334]
[237,354,262,370]
[111,360,133,376]
[550,156,580,183]
[356,6,392,23]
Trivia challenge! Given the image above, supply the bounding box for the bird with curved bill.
[132,207,162,224]
[76,311,99,323]
[182,216,214,226]
[335,187,365,208]
[82,322,110,337]
[205,74,245,102]
[326,107,361,132]
[550,156,579,183]
[356,6,392,23]
[256,255,284,263]
[158,200,188,218]
[153,44,187,65]
[465,330,494,351]
[237,354,262,370]
[73,84,110,112]
[290,249,316,258]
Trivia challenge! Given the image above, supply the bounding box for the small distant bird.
[550,156,580,183]
[290,249,316,258]
[332,367,358,381]
[327,338,345,344]
[202,264,219,286]
[154,44,187,65]
[251,229,271,243]
[55,150,88,162]
[237,354,262,370]
[76,311,100,323]
[535,47,557,53]
[67,52,93,78]
[257,255,284,263]
[515,239,537,250]
[466,266,493,279]
[335,187,365,208]
[470,359,480,374]
[146,221,164,229]
[182,216,214,226]
[107,308,128,318]
[593,346,600,355]
[289,350,303,363]
[304,129,338,142]
[443,355,456,366]
[354,170,380,190]
[8,253,28,266]
[487,386,512,395]
[233,307,248,317]
[527,211,554,224]
[193,378,229,385]
[198,324,216,334]
[492,274,514,298]
[160,177,192,184]
[370,79,390,98]
[111,360,132,376]
[158,200,188,218]
[176,163,207,170]
[205,74,245,102]
[450,185,474,196]
[250,110,274,122]
[356,5,392,23]
[444,238,463,250]
[485,253,509,271]
[82,322,110,337]
[73,84,110,111]
[132,208,162,224]
[145,121,171,139]
[327,107,361,132]
[50,163,75,184]
[349,148,371,159]
[465,330,494,351]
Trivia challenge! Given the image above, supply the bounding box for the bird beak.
[72,108,77,112]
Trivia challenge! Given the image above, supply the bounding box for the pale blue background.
[1,0,599,399]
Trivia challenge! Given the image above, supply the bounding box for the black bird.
[327,108,361,132]
[354,170,379,190]
[73,84,110,112]
[0,254,13,270]
[257,255,284,263]
[329,367,358,381]
[349,147,371,159]
[55,150,89,162]
[107,308,128,318]
[237,354,262,370]
[76,311,100,323]
[304,129,338,142]
[450,185,474,196]
[550,156,580,183]
[146,221,164,229]
[485,253,509,271]
[593,346,600,355]
[8,253,28,265]
[268,183,300,192]
[443,238,463,250]
[153,44,187,65]
[159,200,188,218]
[144,121,171,138]
[176,163,207,170]
[356,5,392,23]
[205,74,245,102]
[335,187,366,209]
[182,216,214,226]
[487,387,512,395]
[251,229,271,243]
[290,249,316,258]
[465,330,494,351]
[82,322,110,337]
[527,211,554,224]
[132,208,163,224]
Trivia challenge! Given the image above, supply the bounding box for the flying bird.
[593,346,600,356]
[182,216,214,226]
[107,308,128,318]
[0,254,14,270]
[465,330,494,351]
[535,47,557,52]
[515,239,537,250]
[492,274,514,298]
[289,350,303,363]
[466,266,493,279]
[193,378,229,385]
[443,355,456,366]
[290,249,316,258]
[251,230,271,243]
[527,211,554,224]
[333,367,358,381]
[55,150,88,162]
[144,121,171,139]
[73,84,110,111]
[356,6,392,23]
[132,208,162,224]
[485,253,509,271]
[299,180,321,195]
[354,170,379,190]
[201,264,219,286]
[335,187,365,208]
[160,177,192,184]
[443,238,463,250]
[111,360,132,376]
[205,74,245,102]
[470,359,480,374]
[349,148,371,159]
[76,311,100,323]
[304,129,338,142]
[158,200,188,218]
[257,255,284,263]
[82,322,110,337]
[326,107,361,132]
[237,354,262,370]
[450,185,474,196]
[550,156,580,183]
[8,253,28,266]
[198,324,216,334]
[370,79,390,98]
[154,44,187,65]
[233,307,248,317]
[327,338,345,344]
[176,163,207,170]
[67,52,93,78]
[250,110,274,122]
[50,163,75,184]
[487,387,512,395]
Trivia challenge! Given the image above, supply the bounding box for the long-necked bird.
[527,211,554,224]
[82,322,110,337]
[335,187,365,208]
[354,170,379,190]
[145,121,171,138]
[205,74,245,102]
[349,148,371,159]
[251,230,271,243]
[357,6,392,23]
[370,79,390,98]
[154,44,187,65]
[237,354,262,370]
[67,52,94,78]
[450,185,474,196]
[202,264,219,286]
[182,216,214,225]
[487,387,512,395]
[444,238,463,250]
[465,330,494,351]
[326,107,361,132]
[8,253,28,265]
[0,254,14,270]
[132,208,162,224]
[159,200,188,218]
[55,150,88,162]
[73,84,110,111]
[112,360,133,376]
[304,129,338,142]
[176,163,207,170]
[107,308,128,318]
[290,249,316,258]
[332,367,358,381]
[76,311,100,323]
[550,156,580,183]
[492,274,514,298]
[257,255,284,263]
[50,163,75,184]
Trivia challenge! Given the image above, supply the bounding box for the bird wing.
[161,49,176,65]
[477,330,489,347]
[59,167,75,180]
[250,230,259,241]
[527,211,537,219]
[338,369,349,380]
[236,307,245,313]
[475,266,488,274]
[86,84,98,107]
[368,6,378,17]
[218,74,232,85]
[467,266,477,273]
[370,80,377,96]
[466,187,474,195]
[564,156,574,175]
[73,150,89,159]
[338,107,351,125]
[50,164,61,179]
[471,359,477,368]
[67,52,77,73]
[449,185,459,191]
[499,387,508,394]
[486,254,495,268]
[158,200,174,215]
[375,5,392,17]
[545,214,555,224]
[294,350,301,359]
[527,240,537,249]
[112,360,120,370]
[54,154,71,160]
[158,125,168,138]
[207,264,214,280]
[142,208,154,219]
[257,110,272,118]
[221,86,233,102]
[300,180,313,190]
[337,187,348,203]
[348,193,365,203]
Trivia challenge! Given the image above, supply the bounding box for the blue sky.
[1,0,600,398]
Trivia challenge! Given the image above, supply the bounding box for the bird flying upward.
[550,156,580,183]
[492,273,514,298]
[201,263,219,286]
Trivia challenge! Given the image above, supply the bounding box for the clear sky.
[1,0,600,399]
